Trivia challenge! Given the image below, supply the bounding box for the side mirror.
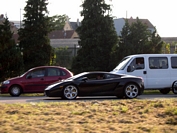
[127,66,134,72]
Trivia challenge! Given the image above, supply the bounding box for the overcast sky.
[0,0,177,37]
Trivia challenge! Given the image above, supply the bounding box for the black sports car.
[44,72,144,100]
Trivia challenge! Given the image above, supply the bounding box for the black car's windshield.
[66,72,88,80]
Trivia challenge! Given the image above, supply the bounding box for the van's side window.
[129,57,144,71]
[149,57,168,69]
[171,57,177,68]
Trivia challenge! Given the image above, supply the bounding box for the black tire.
[159,88,170,94]
[172,81,177,94]
[124,83,139,99]
[9,85,22,97]
[62,85,78,100]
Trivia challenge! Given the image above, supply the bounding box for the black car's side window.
[105,74,121,79]
[82,74,104,80]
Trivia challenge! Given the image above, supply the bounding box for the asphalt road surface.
[0,94,177,104]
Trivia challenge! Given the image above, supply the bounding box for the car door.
[146,57,171,89]
[78,73,118,96]
[125,57,147,88]
[23,68,46,93]
[44,68,65,86]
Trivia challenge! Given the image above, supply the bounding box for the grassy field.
[0,99,177,133]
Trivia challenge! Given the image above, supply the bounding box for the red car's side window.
[61,70,67,76]
[48,68,61,76]
[26,68,45,79]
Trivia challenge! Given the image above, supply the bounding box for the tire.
[124,83,139,99]
[172,81,177,94]
[9,85,22,97]
[62,85,78,100]
[159,88,170,94]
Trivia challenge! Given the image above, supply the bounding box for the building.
[113,17,155,36]
[161,37,177,53]
[10,21,22,29]
[49,30,80,56]
[49,30,79,39]
[64,18,80,31]
[161,37,177,44]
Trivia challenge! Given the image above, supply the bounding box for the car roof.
[82,71,124,76]
[28,66,67,71]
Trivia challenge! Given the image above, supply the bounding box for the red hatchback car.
[0,66,73,96]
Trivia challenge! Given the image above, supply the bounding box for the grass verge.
[0,99,177,133]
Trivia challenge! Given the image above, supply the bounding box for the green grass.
[0,99,177,133]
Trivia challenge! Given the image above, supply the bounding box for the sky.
[0,0,177,37]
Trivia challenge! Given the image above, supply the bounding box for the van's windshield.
[113,57,131,71]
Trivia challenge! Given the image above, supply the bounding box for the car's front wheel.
[124,83,139,99]
[9,85,22,97]
[62,85,78,100]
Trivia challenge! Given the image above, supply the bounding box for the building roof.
[12,30,79,43]
[161,37,177,43]
[48,30,76,39]
[50,39,80,48]
[69,22,80,30]
[12,34,19,43]
[123,18,154,28]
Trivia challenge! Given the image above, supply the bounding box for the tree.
[54,47,72,69]
[0,17,23,82]
[110,20,132,65]
[18,0,52,71]
[48,14,68,31]
[111,17,163,66]
[71,0,118,74]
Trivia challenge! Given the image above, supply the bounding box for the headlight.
[3,80,10,84]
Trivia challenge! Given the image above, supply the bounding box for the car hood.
[6,76,22,81]
[45,79,73,90]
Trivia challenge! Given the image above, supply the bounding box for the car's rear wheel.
[124,83,139,99]
[159,88,171,94]
[9,85,22,97]
[62,85,78,100]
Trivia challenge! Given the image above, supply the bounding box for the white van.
[112,54,177,94]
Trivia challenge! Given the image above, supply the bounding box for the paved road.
[0,94,176,104]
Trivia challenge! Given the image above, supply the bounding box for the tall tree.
[18,0,52,71]
[147,29,163,53]
[111,17,163,67]
[48,14,68,31]
[72,0,118,74]
[0,17,23,82]
[110,20,132,65]
[54,47,72,69]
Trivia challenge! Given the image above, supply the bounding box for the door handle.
[143,71,147,74]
